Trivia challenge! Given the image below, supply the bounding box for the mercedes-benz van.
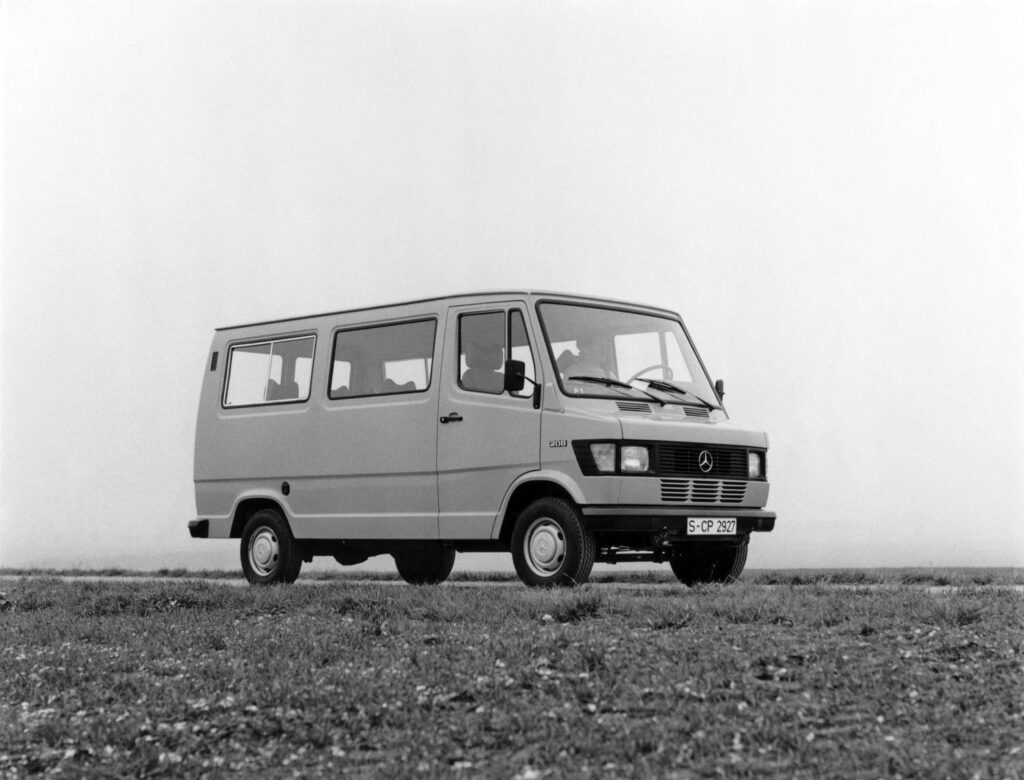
[190,292,775,586]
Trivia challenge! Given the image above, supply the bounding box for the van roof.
[215,290,678,332]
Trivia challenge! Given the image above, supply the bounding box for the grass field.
[3,566,1022,586]
[1,576,1021,778]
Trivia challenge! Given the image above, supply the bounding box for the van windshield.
[538,302,720,407]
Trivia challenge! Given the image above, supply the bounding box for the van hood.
[619,414,768,449]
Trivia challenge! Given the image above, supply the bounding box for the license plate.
[687,517,737,536]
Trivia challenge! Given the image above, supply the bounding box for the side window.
[459,309,535,397]
[459,312,505,394]
[223,335,315,407]
[508,310,536,399]
[329,319,436,399]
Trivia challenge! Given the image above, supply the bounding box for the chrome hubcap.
[248,527,279,576]
[524,517,566,577]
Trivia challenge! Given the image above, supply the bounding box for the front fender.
[490,470,587,539]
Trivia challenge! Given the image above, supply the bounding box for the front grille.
[661,479,747,504]
[683,405,710,419]
[656,444,748,479]
[572,439,765,480]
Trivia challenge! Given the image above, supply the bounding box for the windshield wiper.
[569,375,634,390]
[637,378,719,410]
[568,375,665,406]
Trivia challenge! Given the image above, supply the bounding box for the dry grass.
[3,566,1021,586]
[1,578,1021,778]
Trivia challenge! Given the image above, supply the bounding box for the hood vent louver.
[615,401,711,419]
[615,401,652,414]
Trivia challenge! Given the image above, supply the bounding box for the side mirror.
[504,360,527,393]
[714,378,725,400]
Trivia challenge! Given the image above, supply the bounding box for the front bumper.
[581,506,776,534]
[188,519,209,538]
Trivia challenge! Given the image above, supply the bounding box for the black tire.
[669,551,717,586]
[712,542,748,583]
[511,497,595,587]
[333,546,369,566]
[239,509,303,585]
[393,544,456,585]
[670,541,748,586]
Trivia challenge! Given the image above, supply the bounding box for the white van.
[191,292,774,587]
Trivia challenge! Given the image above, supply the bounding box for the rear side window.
[330,319,436,399]
[223,335,316,407]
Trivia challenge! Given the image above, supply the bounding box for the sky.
[1,0,1021,572]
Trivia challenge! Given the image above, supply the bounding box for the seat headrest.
[464,341,503,371]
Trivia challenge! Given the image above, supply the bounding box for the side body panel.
[436,300,543,539]
[194,303,444,539]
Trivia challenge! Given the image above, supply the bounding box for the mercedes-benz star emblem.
[698,450,714,473]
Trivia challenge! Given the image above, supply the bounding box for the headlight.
[748,452,763,479]
[590,443,617,473]
[620,446,650,472]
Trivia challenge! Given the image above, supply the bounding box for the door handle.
[440,412,463,424]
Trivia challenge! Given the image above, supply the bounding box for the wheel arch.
[494,472,584,546]
[229,494,290,538]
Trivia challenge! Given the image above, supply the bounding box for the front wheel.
[712,542,748,583]
[240,509,303,585]
[511,497,596,587]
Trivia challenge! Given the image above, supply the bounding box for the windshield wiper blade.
[569,375,634,390]
[568,375,665,406]
[637,378,719,410]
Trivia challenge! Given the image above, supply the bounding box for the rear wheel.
[393,544,456,585]
[669,551,716,586]
[670,541,748,586]
[511,497,595,587]
[333,546,369,567]
[240,509,303,585]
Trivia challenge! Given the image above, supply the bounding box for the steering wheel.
[627,364,674,384]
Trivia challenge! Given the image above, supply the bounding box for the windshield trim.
[535,299,722,407]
